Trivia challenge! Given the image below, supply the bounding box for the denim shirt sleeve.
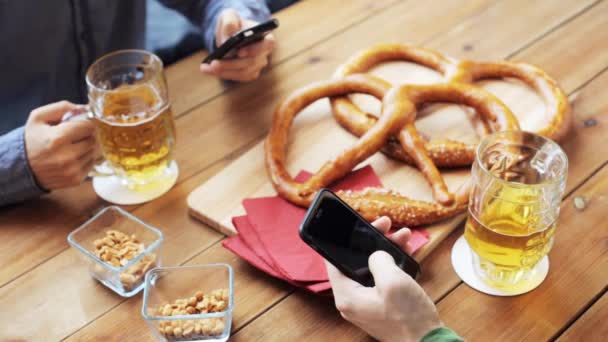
[158,0,271,52]
[0,126,46,206]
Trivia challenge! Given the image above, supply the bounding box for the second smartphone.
[299,189,421,287]
[202,18,279,64]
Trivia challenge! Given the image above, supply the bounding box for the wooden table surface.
[1,0,607,341]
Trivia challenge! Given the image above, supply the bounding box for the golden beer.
[86,50,177,193]
[465,131,567,292]
[93,84,176,184]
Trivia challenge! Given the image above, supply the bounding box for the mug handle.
[61,107,115,178]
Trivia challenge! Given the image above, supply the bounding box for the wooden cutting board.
[187,60,546,261]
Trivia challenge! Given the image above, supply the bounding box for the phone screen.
[300,189,420,286]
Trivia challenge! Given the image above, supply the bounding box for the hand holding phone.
[299,189,421,287]
[203,18,279,64]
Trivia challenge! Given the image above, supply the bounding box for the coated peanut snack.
[93,230,157,291]
[156,289,229,340]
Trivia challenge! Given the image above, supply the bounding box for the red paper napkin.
[224,216,332,293]
[222,165,430,294]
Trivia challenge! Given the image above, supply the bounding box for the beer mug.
[464,131,567,292]
[85,50,178,204]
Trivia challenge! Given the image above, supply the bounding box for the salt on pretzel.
[331,44,570,167]
[265,74,519,227]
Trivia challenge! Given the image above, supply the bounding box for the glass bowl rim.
[67,205,164,272]
[141,264,235,321]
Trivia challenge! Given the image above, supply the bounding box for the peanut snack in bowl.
[155,289,230,340]
[93,230,157,291]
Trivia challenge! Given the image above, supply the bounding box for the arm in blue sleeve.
[158,0,271,51]
[0,126,46,207]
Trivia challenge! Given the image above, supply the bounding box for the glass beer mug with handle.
[85,50,178,204]
[465,131,567,293]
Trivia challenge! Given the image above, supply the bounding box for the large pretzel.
[265,74,519,227]
[331,44,571,167]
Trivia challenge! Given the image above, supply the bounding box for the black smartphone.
[202,18,279,64]
[299,189,421,287]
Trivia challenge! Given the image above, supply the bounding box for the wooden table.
[1,0,607,340]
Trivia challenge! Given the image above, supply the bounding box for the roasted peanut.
[93,230,158,292]
[155,289,229,339]
[161,305,173,316]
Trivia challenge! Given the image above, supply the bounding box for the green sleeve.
[420,327,464,342]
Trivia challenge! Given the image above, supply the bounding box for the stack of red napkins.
[223,165,430,295]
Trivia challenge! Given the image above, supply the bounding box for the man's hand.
[200,9,275,82]
[24,101,97,190]
[325,217,443,342]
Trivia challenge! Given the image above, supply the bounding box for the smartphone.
[299,189,421,287]
[202,18,279,64]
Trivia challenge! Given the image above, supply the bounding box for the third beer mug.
[465,131,568,293]
[86,50,178,204]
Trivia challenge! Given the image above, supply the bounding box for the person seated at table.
[326,217,464,342]
[0,0,294,207]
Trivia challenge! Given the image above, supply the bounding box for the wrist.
[22,127,49,193]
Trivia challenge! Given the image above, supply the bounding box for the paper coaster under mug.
[93,161,179,205]
[451,235,548,296]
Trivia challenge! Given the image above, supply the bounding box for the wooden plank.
[0,185,103,287]
[557,292,608,342]
[437,164,608,341]
[0,0,396,289]
[166,0,399,116]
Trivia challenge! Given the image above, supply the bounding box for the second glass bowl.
[141,264,234,342]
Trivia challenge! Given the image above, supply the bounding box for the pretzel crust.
[454,60,571,142]
[331,44,571,167]
[265,75,519,226]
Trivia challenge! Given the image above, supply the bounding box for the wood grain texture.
[438,164,608,341]
[557,292,608,342]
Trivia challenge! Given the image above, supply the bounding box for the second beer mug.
[464,131,568,293]
[86,50,178,205]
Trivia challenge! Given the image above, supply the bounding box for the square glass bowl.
[142,264,234,342]
[67,206,163,297]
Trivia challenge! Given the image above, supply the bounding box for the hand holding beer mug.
[453,131,567,295]
[86,50,178,205]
